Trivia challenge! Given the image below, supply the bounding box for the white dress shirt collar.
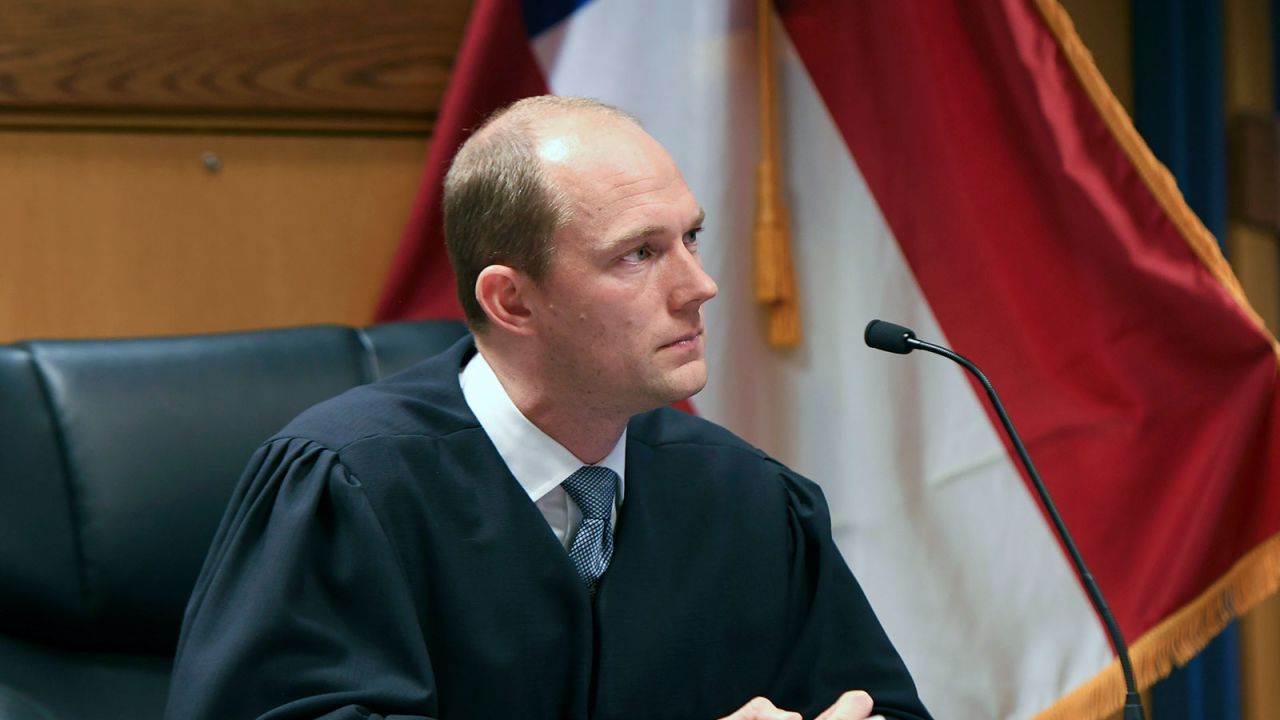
[459,349,626,505]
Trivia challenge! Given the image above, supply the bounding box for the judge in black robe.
[165,337,931,720]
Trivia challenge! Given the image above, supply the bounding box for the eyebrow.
[606,208,707,251]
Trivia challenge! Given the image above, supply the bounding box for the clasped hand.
[718,691,883,720]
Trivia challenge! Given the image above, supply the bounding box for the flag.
[376,1,1280,717]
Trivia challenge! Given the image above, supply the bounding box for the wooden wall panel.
[0,0,474,341]
[0,0,473,132]
[1225,0,1280,334]
[0,131,427,341]
[1225,0,1280,714]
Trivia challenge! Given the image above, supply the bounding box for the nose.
[670,244,718,311]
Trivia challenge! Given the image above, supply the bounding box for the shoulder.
[272,335,480,451]
[627,406,820,494]
[627,408,837,539]
[627,406,763,456]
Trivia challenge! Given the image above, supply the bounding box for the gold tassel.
[755,0,800,348]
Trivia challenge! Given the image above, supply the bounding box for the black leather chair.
[0,320,468,720]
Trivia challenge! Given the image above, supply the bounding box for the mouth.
[660,329,703,351]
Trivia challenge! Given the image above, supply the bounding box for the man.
[166,96,931,720]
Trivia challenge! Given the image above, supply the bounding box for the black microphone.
[864,319,1145,720]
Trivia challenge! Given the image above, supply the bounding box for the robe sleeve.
[165,437,439,720]
[771,468,933,720]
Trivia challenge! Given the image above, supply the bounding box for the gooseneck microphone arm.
[863,320,1144,720]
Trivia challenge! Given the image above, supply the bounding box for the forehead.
[538,120,699,237]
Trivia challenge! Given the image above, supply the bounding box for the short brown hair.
[442,96,636,329]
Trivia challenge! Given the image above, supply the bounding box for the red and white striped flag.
[377,1,1280,717]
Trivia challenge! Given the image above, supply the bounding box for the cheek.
[575,295,641,330]
[555,286,654,348]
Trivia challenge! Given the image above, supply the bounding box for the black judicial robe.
[166,338,932,720]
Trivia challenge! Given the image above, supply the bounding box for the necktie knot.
[561,465,619,592]
[561,465,618,521]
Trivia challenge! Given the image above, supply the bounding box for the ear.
[475,265,535,335]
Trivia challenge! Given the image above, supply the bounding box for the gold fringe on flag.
[1037,535,1280,720]
[754,0,801,348]
[1032,0,1277,357]
[1029,0,1280,717]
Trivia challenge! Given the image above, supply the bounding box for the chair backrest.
[0,319,467,719]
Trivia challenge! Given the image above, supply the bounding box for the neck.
[519,401,627,464]
[476,338,629,464]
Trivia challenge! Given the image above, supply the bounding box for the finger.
[717,696,803,720]
[814,690,875,720]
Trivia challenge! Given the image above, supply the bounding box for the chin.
[661,365,708,404]
[626,381,702,416]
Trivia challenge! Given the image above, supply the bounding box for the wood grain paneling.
[0,131,427,341]
[0,0,472,132]
[1230,113,1279,231]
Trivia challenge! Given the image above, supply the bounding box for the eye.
[621,245,653,263]
[684,227,702,250]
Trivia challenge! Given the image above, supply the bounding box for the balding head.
[443,96,640,329]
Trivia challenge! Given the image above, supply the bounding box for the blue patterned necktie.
[561,465,619,593]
